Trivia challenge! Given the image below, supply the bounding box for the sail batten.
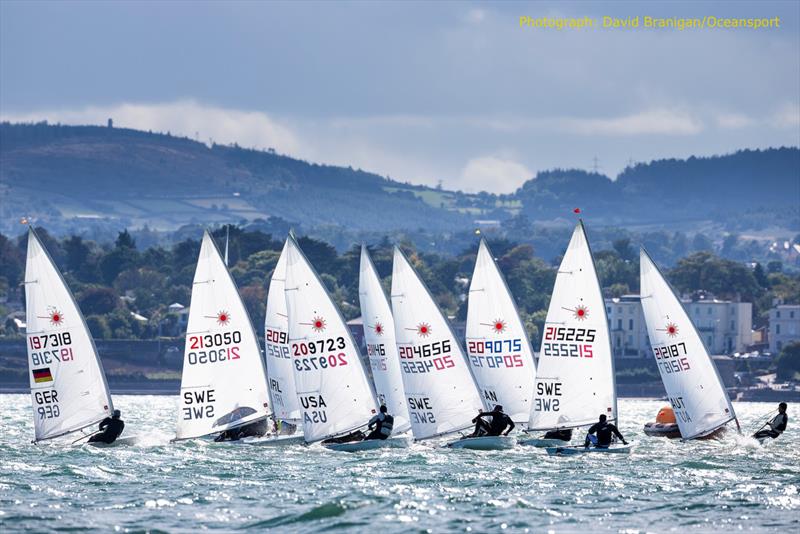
[465,239,537,423]
[391,246,483,441]
[528,222,616,431]
[175,231,271,440]
[639,248,736,439]
[25,228,113,442]
[284,236,377,443]
[359,245,412,433]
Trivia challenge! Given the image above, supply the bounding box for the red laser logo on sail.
[416,322,432,338]
[666,323,678,337]
[311,316,326,333]
[372,322,384,335]
[216,311,230,326]
[491,319,506,333]
[574,305,588,321]
[40,309,64,326]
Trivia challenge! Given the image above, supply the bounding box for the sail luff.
[579,220,618,422]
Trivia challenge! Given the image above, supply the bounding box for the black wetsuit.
[585,421,625,448]
[543,428,573,441]
[214,419,269,442]
[471,410,515,437]
[88,417,124,444]
[754,413,788,440]
[365,413,394,440]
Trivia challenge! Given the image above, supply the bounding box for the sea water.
[0,395,797,532]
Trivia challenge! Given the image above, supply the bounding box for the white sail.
[284,236,378,443]
[25,228,113,442]
[358,245,411,433]
[391,247,483,440]
[466,239,537,423]
[639,248,737,439]
[264,239,302,422]
[175,231,271,440]
[528,221,616,431]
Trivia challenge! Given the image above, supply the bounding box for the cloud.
[0,100,302,155]
[458,156,532,194]
[769,102,800,129]
[560,109,704,136]
[715,112,754,129]
[465,8,486,24]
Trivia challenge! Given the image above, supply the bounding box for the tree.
[79,287,119,315]
[775,342,800,381]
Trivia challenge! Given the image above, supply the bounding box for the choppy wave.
[0,396,798,532]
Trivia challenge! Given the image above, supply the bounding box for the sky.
[1,0,798,193]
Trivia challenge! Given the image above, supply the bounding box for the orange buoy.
[655,406,677,424]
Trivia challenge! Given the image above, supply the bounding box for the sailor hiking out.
[584,414,627,449]
[365,405,394,440]
[753,402,788,441]
[468,405,515,437]
[88,410,125,444]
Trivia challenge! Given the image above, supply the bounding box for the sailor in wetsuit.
[468,405,515,437]
[88,409,125,444]
[584,414,627,448]
[365,405,394,440]
[754,402,788,441]
[214,418,269,442]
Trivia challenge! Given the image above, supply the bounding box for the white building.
[605,294,752,359]
[769,304,800,354]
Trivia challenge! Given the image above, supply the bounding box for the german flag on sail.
[32,368,53,383]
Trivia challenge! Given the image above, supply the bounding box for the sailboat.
[359,245,412,434]
[284,236,404,451]
[466,238,536,425]
[522,221,628,454]
[174,230,271,441]
[251,238,306,446]
[24,227,123,445]
[391,247,510,450]
[639,248,739,440]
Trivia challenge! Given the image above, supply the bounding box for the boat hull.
[546,443,632,456]
[323,436,410,452]
[643,422,682,439]
[518,437,570,448]
[446,435,516,450]
[87,435,140,447]
[242,434,305,447]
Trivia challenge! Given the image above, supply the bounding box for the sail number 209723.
[292,336,348,371]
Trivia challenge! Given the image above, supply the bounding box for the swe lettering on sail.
[407,396,436,424]
[533,381,561,412]
[182,389,216,420]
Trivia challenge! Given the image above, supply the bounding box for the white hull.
[546,443,633,456]
[518,437,570,448]
[242,434,305,447]
[323,436,410,452]
[446,435,516,450]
